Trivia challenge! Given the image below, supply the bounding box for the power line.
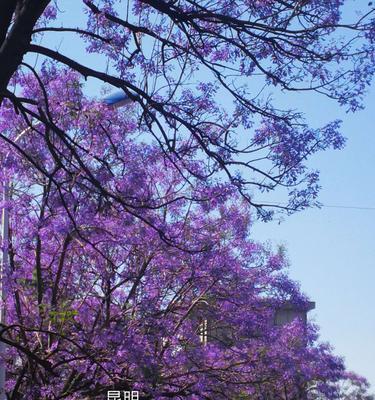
[258,202,375,211]
[321,204,375,210]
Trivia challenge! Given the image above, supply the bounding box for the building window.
[199,319,208,345]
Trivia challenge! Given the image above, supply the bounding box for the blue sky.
[253,85,375,389]
[33,0,375,390]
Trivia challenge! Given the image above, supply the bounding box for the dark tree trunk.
[0,0,50,99]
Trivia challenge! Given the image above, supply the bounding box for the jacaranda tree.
[0,69,373,399]
[0,1,374,399]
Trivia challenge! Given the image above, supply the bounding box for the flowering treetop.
[0,0,374,219]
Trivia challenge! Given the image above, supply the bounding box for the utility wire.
[321,204,375,210]
[258,202,375,211]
